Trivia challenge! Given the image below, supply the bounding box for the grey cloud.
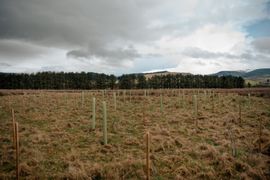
[183,47,270,64]
[252,37,270,54]
[67,50,90,59]
[0,39,47,60]
[213,62,222,67]
[40,66,65,72]
[0,0,155,48]
[0,62,11,67]
[196,60,207,66]
[98,48,140,60]
[0,0,267,59]
[239,52,256,60]
[241,53,270,64]
[182,47,238,59]
[143,53,163,58]
[67,45,141,65]
[0,0,160,64]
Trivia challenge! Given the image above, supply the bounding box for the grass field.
[0,89,270,179]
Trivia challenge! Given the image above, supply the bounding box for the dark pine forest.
[0,72,245,89]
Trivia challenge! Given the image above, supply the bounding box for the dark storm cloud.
[0,39,47,59]
[0,0,156,62]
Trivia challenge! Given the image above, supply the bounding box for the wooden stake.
[211,95,214,113]
[15,122,19,180]
[182,92,185,108]
[92,97,96,130]
[64,92,67,106]
[102,90,105,100]
[160,94,163,113]
[113,92,117,111]
[248,93,251,109]
[123,90,126,103]
[193,95,198,116]
[103,101,107,145]
[146,132,150,180]
[81,91,84,108]
[22,95,25,112]
[193,95,198,127]
[217,93,220,108]
[239,101,242,124]
[177,91,180,108]
[12,109,16,148]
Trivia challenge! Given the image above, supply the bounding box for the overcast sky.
[0,0,269,75]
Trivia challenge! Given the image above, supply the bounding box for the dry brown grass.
[0,89,270,179]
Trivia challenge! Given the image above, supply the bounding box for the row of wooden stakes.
[10,107,152,180]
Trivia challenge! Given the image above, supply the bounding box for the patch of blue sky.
[246,18,270,37]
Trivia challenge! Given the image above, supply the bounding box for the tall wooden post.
[160,94,163,113]
[92,97,96,129]
[103,101,107,145]
[12,109,16,148]
[15,122,19,180]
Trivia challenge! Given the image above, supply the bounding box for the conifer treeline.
[0,72,245,89]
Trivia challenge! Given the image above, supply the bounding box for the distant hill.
[243,68,270,78]
[213,71,246,77]
[212,68,270,78]
[212,68,270,86]
[143,71,191,80]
